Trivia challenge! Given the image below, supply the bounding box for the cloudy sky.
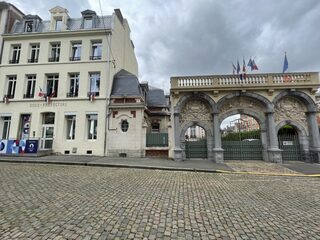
[9,0,320,93]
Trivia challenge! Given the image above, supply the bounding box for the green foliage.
[222,130,260,141]
[278,125,296,135]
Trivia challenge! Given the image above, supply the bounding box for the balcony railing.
[48,57,59,62]
[28,58,38,63]
[4,94,14,99]
[171,72,319,90]
[89,55,101,60]
[9,59,19,64]
[69,57,81,61]
[23,93,34,99]
[66,92,78,97]
[87,92,99,97]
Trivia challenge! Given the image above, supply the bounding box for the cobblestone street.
[0,163,319,240]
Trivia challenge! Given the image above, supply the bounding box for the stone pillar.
[307,111,320,163]
[212,113,224,163]
[173,112,183,161]
[266,111,282,163]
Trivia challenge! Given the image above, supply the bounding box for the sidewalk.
[0,155,319,176]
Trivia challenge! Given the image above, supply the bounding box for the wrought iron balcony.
[4,94,14,99]
[69,57,81,61]
[87,92,99,97]
[9,59,19,64]
[48,57,59,62]
[89,55,101,60]
[66,92,78,97]
[23,93,34,99]
[28,58,38,63]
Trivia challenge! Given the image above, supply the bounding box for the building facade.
[0,6,138,156]
[0,1,25,60]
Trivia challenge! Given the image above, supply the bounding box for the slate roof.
[11,15,113,33]
[146,86,167,107]
[111,70,142,97]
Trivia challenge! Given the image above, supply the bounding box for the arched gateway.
[170,72,320,163]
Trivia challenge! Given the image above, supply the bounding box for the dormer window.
[24,21,33,32]
[81,9,97,29]
[83,17,93,29]
[55,19,63,31]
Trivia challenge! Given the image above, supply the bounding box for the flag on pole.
[236,60,240,74]
[232,62,237,75]
[282,52,288,73]
[242,58,246,73]
[38,87,45,97]
[247,58,253,69]
[252,59,258,70]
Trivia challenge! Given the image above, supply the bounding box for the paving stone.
[0,163,319,239]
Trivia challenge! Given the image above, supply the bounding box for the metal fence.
[146,133,168,147]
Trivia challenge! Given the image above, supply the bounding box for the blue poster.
[0,140,8,154]
[25,140,38,153]
[6,140,26,154]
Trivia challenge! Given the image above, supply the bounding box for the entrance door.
[40,112,55,150]
[278,125,301,161]
[40,125,54,149]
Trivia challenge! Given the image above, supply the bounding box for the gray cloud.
[9,0,320,92]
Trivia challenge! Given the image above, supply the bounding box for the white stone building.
[0,6,139,156]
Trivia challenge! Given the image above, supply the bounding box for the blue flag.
[282,53,288,73]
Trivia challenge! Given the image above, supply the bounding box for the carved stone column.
[173,112,183,161]
[212,112,224,163]
[307,111,320,163]
[266,111,282,163]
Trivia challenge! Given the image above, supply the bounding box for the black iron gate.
[222,130,263,160]
[185,139,207,158]
[278,134,301,161]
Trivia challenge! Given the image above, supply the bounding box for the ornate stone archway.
[179,121,213,160]
[273,91,320,161]
[171,72,320,163]
[172,92,216,161]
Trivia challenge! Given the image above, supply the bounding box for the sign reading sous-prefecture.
[29,102,67,108]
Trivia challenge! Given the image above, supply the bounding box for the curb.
[215,170,320,178]
[0,159,319,177]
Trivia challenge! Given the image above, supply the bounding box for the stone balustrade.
[171,72,319,90]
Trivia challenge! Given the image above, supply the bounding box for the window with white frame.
[89,73,100,96]
[24,75,36,99]
[29,44,40,63]
[46,75,59,97]
[87,114,97,140]
[10,45,21,64]
[66,115,76,140]
[6,76,16,99]
[1,116,11,139]
[67,73,79,97]
[49,43,60,62]
[90,41,102,60]
[55,19,62,31]
[70,42,81,61]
